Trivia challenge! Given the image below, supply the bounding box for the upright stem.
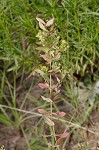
[49,50,56,146]
[49,61,52,115]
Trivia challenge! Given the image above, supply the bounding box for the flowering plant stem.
[49,48,56,147]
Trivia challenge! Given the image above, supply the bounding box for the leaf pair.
[38,108,66,126]
[36,17,54,31]
[55,131,69,146]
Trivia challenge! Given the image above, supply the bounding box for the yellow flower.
[41,66,48,72]
[61,40,66,45]
[60,40,67,51]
